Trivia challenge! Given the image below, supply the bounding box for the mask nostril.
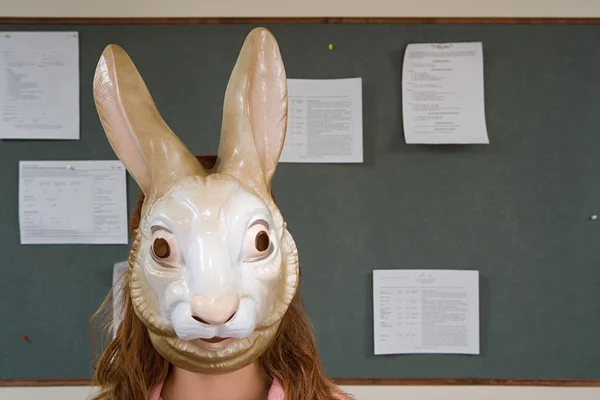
[192,315,210,324]
[192,313,236,325]
[225,312,236,323]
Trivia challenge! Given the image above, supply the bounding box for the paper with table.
[0,31,80,140]
[373,269,479,355]
[402,42,489,144]
[19,160,128,245]
[280,78,363,163]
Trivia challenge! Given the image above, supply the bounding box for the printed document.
[280,78,363,163]
[0,31,80,139]
[402,42,489,144]
[373,269,479,355]
[19,160,128,244]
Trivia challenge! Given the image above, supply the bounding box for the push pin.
[22,334,30,342]
[328,44,334,51]
[591,215,598,221]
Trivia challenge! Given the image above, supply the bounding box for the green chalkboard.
[1,22,599,381]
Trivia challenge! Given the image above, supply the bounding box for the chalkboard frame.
[0,17,599,25]
[0,16,599,388]
[0,377,599,387]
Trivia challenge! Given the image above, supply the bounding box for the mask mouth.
[201,336,229,344]
[194,336,236,350]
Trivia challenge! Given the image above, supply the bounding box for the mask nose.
[190,293,240,325]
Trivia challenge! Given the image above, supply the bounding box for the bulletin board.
[0,18,599,386]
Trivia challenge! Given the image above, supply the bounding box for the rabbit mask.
[93,28,299,374]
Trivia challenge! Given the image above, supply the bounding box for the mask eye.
[150,227,179,267]
[153,237,171,258]
[255,230,270,252]
[243,219,273,262]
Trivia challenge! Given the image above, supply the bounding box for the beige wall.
[1,1,599,399]
[1,0,600,18]
[0,385,599,400]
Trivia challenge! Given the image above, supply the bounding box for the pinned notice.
[402,42,489,144]
[0,32,80,140]
[280,78,363,163]
[373,269,480,355]
[19,160,128,245]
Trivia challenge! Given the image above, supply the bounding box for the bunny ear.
[215,28,288,195]
[93,45,205,197]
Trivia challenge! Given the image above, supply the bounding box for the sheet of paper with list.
[112,260,128,338]
[373,269,479,355]
[280,78,363,163]
[19,160,128,245]
[402,42,489,144]
[0,31,80,140]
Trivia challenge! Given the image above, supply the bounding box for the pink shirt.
[149,378,285,400]
[149,378,348,400]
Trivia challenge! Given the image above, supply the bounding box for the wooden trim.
[0,379,92,387]
[334,378,600,387]
[0,17,599,25]
[1,378,600,387]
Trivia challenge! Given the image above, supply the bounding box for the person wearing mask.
[90,27,350,400]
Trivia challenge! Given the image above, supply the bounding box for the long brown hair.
[90,155,346,400]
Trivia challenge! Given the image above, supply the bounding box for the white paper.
[112,260,128,338]
[373,269,479,355]
[19,160,128,244]
[0,32,80,140]
[402,42,489,144]
[280,78,363,163]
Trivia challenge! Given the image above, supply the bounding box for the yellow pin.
[328,44,334,50]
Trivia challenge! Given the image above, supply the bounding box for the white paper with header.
[373,269,480,355]
[18,160,128,244]
[0,31,80,140]
[280,78,363,163]
[402,42,489,144]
